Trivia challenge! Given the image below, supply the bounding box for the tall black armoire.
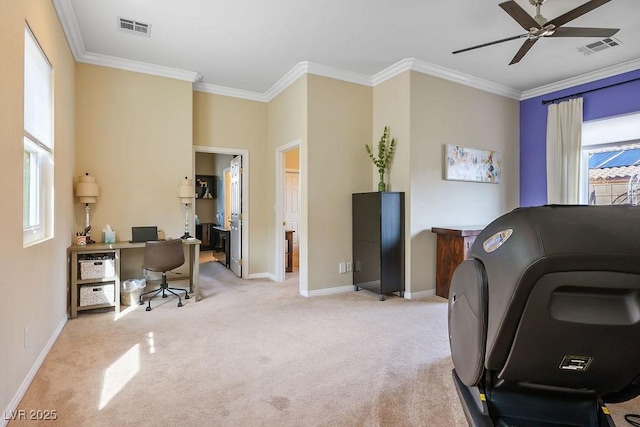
[352,191,405,300]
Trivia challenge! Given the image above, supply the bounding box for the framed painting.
[445,144,502,183]
[195,175,217,199]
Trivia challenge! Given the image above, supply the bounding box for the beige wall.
[373,72,412,195]
[75,64,193,278]
[266,77,308,284]
[409,72,519,294]
[0,0,76,414]
[372,72,520,295]
[193,91,269,273]
[306,75,373,291]
[195,152,216,175]
[372,71,413,292]
[75,64,193,241]
[373,71,519,296]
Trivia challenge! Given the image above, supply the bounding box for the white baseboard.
[305,285,354,297]
[247,272,277,281]
[302,286,436,299]
[2,315,67,427]
[404,289,436,299]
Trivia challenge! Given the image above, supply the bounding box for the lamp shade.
[178,177,194,203]
[76,173,99,204]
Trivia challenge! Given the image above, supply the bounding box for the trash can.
[121,279,146,306]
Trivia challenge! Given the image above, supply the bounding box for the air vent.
[577,37,621,55]
[118,17,151,38]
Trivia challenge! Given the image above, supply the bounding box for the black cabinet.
[352,192,405,300]
[196,223,230,268]
[196,223,215,250]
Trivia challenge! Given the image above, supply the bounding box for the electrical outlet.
[338,262,346,274]
[24,326,29,348]
[346,261,352,272]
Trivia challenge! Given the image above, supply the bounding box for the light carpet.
[10,260,640,426]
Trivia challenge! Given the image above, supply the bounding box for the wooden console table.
[67,239,201,318]
[431,226,484,299]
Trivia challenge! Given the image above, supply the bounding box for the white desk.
[67,239,201,318]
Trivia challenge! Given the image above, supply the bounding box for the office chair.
[138,239,190,311]
[448,205,640,426]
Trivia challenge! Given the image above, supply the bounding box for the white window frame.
[23,24,54,247]
[580,112,640,205]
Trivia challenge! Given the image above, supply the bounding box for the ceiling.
[53,0,640,100]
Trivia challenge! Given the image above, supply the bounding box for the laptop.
[130,226,158,243]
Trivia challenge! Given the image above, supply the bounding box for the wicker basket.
[79,283,115,306]
[79,259,115,280]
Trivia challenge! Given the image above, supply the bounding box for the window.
[580,113,640,205]
[23,25,53,246]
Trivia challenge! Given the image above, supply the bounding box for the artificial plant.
[365,126,396,191]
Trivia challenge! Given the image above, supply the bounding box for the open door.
[284,171,299,272]
[230,155,242,277]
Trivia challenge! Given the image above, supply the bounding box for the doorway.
[193,146,249,278]
[275,140,304,294]
[284,170,299,272]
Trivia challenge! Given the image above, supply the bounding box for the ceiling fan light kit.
[452,0,620,64]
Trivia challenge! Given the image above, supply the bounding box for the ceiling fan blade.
[550,27,620,38]
[499,1,540,30]
[547,0,612,28]
[452,34,527,55]
[510,39,538,65]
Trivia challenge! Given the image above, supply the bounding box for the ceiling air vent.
[577,37,621,55]
[118,17,151,38]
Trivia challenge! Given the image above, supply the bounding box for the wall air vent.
[118,17,151,38]
[577,37,621,55]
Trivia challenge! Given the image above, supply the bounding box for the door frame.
[193,145,249,279]
[275,140,305,292]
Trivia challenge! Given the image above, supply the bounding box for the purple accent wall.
[520,69,640,207]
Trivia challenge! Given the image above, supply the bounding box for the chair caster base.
[178,302,183,307]
[145,306,151,311]
[185,294,190,299]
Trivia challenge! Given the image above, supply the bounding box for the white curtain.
[546,97,583,204]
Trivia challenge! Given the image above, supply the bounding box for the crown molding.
[51,0,85,60]
[262,62,310,101]
[305,61,372,87]
[411,59,522,100]
[521,58,640,100]
[194,82,268,102]
[51,0,638,103]
[372,58,521,100]
[371,58,414,86]
[263,61,372,102]
[53,0,201,83]
[79,52,202,82]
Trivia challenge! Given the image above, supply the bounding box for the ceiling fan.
[452,0,619,65]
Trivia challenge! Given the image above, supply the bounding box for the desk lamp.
[178,177,195,239]
[76,173,99,244]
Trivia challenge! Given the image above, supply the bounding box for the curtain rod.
[541,76,640,105]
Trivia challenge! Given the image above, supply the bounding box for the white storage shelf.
[69,248,121,318]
